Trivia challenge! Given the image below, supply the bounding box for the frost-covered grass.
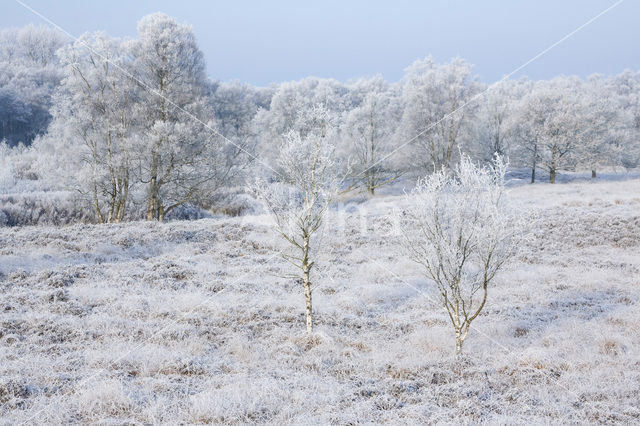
[1,179,639,424]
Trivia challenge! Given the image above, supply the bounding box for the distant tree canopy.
[1,14,639,224]
[0,25,67,147]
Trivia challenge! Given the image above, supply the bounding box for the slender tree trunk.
[303,266,312,334]
[116,172,129,222]
[530,143,537,184]
[107,185,116,223]
[531,160,536,184]
[146,78,168,222]
[455,330,464,355]
[445,118,455,170]
[146,150,160,221]
[92,181,105,224]
[592,169,597,179]
[302,235,313,334]
[146,192,164,222]
[549,144,557,184]
[368,121,376,196]
[146,181,157,221]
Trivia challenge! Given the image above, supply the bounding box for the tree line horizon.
[1,12,639,224]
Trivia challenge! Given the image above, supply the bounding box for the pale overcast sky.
[2,0,638,86]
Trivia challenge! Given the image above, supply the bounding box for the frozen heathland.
[1,177,639,424]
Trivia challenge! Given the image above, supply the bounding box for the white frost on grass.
[0,179,639,423]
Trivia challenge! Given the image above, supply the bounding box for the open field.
[1,178,639,424]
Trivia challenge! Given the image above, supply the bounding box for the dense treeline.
[0,24,66,147]
[1,13,639,225]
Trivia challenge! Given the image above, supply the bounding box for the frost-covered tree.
[16,24,67,67]
[611,70,640,170]
[341,76,403,194]
[399,57,481,173]
[515,78,581,183]
[210,81,260,142]
[575,75,622,178]
[396,155,525,354]
[0,28,19,62]
[38,15,247,223]
[44,32,139,223]
[0,25,67,146]
[0,88,31,144]
[253,77,349,164]
[472,78,531,164]
[129,13,244,221]
[253,105,338,333]
[510,89,542,183]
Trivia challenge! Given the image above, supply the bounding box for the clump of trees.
[48,32,137,223]
[33,14,250,222]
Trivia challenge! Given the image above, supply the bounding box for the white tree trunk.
[302,235,313,334]
[303,266,313,334]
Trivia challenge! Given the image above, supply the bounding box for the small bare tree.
[396,155,525,354]
[253,110,338,333]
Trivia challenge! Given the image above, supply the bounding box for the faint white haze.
[1,1,639,423]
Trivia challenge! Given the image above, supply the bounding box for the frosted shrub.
[0,191,95,226]
[396,155,526,354]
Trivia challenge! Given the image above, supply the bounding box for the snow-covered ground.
[1,178,639,424]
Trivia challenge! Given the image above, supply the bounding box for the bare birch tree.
[396,155,526,354]
[252,106,338,333]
